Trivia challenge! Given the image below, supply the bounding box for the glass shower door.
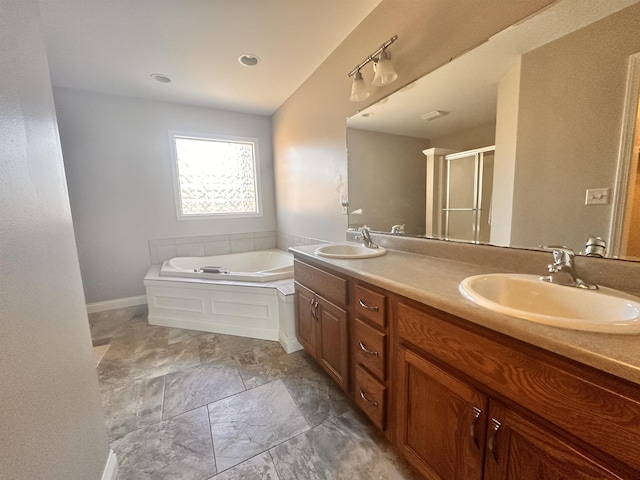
[442,146,495,243]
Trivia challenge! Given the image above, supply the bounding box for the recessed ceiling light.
[150,73,171,83]
[420,110,448,121]
[362,113,375,118]
[238,54,260,67]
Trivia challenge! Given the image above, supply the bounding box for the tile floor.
[90,305,420,480]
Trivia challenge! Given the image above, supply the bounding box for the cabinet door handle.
[310,298,319,320]
[487,417,502,462]
[359,389,378,407]
[358,341,379,357]
[358,299,379,311]
[470,406,482,448]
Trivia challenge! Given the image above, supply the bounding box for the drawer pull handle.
[359,389,378,407]
[358,299,379,311]
[310,299,319,320]
[358,341,379,357]
[470,406,482,448]
[487,417,502,462]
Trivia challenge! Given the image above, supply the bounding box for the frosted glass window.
[170,133,261,219]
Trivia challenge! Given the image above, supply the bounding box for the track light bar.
[347,35,398,78]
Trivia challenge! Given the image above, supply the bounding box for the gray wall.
[54,88,276,303]
[511,3,640,251]
[347,128,428,234]
[0,1,110,478]
[272,0,555,242]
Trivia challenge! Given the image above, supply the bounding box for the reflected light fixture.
[420,110,449,121]
[348,35,398,102]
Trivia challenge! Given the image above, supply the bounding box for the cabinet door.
[397,346,487,480]
[294,283,317,356]
[316,296,349,391]
[484,401,625,480]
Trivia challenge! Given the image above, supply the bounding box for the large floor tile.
[208,380,309,471]
[281,365,352,428]
[162,359,246,419]
[270,410,420,480]
[208,452,280,480]
[199,333,277,363]
[112,406,217,480]
[101,375,164,440]
[234,342,310,389]
[94,307,416,479]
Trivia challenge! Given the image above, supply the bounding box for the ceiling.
[37,0,381,115]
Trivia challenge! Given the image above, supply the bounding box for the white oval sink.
[315,242,387,259]
[459,273,640,334]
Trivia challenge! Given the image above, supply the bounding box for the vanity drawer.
[354,284,386,327]
[354,318,386,381]
[355,365,386,430]
[294,260,347,306]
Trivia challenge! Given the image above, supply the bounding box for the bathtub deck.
[144,265,301,353]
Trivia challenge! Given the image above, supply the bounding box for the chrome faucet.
[539,246,597,290]
[391,224,405,234]
[356,226,378,249]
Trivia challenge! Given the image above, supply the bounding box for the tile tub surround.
[148,230,330,268]
[149,231,279,265]
[290,242,640,386]
[90,307,420,479]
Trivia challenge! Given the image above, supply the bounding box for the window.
[169,131,261,219]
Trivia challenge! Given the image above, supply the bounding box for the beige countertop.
[290,244,640,386]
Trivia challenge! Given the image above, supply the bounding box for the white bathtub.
[160,249,293,282]
[145,249,301,353]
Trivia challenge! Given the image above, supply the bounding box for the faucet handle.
[540,245,575,265]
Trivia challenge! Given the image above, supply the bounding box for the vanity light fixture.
[348,35,398,102]
[420,110,449,121]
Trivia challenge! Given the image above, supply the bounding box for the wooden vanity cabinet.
[483,401,625,480]
[292,257,640,479]
[395,296,640,480]
[397,345,487,480]
[352,283,389,430]
[294,260,349,391]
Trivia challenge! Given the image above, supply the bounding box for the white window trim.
[168,130,263,221]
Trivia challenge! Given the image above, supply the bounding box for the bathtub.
[145,249,301,353]
[160,249,293,282]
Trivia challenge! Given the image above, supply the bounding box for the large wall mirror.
[347,0,640,260]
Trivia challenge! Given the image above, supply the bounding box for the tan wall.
[0,1,110,478]
[491,59,522,246]
[272,0,555,241]
[511,3,640,251]
[347,128,429,234]
[429,122,496,152]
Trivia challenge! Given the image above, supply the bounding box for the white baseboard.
[279,330,304,354]
[87,295,147,313]
[101,449,118,480]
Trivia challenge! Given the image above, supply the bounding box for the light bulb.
[349,70,370,102]
[372,50,398,87]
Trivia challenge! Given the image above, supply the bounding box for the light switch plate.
[585,188,610,205]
